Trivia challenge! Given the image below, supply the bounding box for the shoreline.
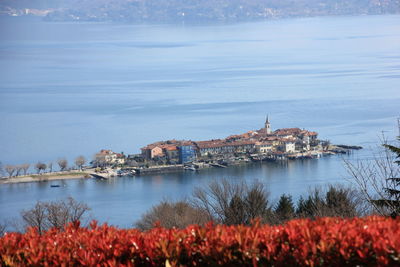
[0,146,361,185]
[0,171,92,185]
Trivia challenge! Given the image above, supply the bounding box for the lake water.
[0,15,399,227]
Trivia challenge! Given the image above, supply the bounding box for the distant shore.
[0,171,92,185]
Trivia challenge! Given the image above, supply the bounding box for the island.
[90,116,361,177]
[0,116,362,183]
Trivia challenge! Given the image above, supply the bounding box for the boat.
[117,169,137,177]
[184,166,197,171]
[50,184,61,188]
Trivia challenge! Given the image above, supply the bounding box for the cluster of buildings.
[94,149,126,166]
[138,117,320,164]
[94,117,320,167]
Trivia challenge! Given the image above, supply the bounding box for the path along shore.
[0,171,92,185]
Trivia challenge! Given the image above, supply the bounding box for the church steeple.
[265,115,271,134]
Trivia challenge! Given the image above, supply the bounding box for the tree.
[21,201,47,234]
[21,163,30,175]
[135,200,210,230]
[244,183,271,222]
[296,196,312,217]
[35,162,46,174]
[4,165,16,178]
[192,179,272,225]
[345,135,400,217]
[75,156,86,171]
[93,153,107,168]
[15,165,23,176]
[275,194,295,222]
[295,186,360,218]
[21,197,91,234]
[325,186,359,217]
[226,194,247,225]
[371,137,400,217]
[58,159,68,171]
[48,162,53,173]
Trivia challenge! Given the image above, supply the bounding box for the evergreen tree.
[245,186,270,222]
[373,137,400,217]
[325,186,357,217]
[296,195,316,217]
[275,194,295,222]
[225,194,246,225]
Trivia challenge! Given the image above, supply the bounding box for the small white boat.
[184,166,197,171]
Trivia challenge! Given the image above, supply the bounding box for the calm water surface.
[0,15,399,226]
[1,151,367,227]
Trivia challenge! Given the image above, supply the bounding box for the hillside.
[1,0,399,23]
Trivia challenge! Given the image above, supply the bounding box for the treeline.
[135,181,364,230]
[0,197,91,236]
[0,156,86,178]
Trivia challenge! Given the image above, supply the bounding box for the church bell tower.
[265,115,271,134]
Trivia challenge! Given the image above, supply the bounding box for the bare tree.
[21,201,48,234]
[75,156,86,171]
[45,198,90,229]
[4,165,16,178]
[135,200,210,230]
[47,162,53,173]
[35,162,47,174]
[21,197,91,234]
[58,159,68,171]
[21,163,30,175]
[93,153,107,168]
[192,179,272,225]
[14,165,23,176]
[345,136,400,217]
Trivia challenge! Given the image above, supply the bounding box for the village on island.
[0,117,362,183]
[88,117,360,179]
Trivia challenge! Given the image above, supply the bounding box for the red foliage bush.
[1,216,399,266]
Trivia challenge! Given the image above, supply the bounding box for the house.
[141,145,164,160]
[195,139,256,156]
[230,140,256,153]
[161,145,179,163]
[196,140,226,156]
[98,149,126,165]
[277,138,296,153]
[256,141,274,153]
[179,145,196,163]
